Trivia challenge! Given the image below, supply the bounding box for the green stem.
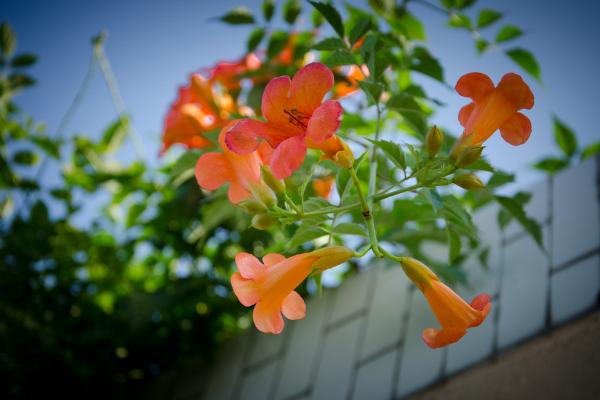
[380,247,404,263]
[284,193,301,214]
[353,244,372,258]
[349,167,382,257]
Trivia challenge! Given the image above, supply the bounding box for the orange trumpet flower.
[224,62,343,179]
[312,176,335,199]
[400,257,491,348]
[455,72,534,146]
[231,246,353,334]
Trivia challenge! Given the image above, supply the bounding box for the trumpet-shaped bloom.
[456,72,534,146]
[195,123,271,204]
[400,257,491,348]
[333,65,368,98]
[231,246,352,334]
[211,53,261,91]
[312,176,334,199]
[162,74,234,154]
[225,62,343,179]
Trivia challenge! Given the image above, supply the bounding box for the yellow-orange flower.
[455,72,534,146]
[231,246,353,334]
[400,257,491,348]
[312,176,334,199]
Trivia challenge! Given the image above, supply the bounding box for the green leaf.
[553,115,578,158]
[533,157,569,174]
[313,37,347,51]
[0,22,15,57]
[219,7,255,24]
[487,171,514,188]
[448,13,472,29]
[336,168,351,198]
[410,47,444,82]
[349,17,371,45]
[392,12,425,41]
[495,25,523,43]
[581,141,600,160]
[386,93,427,135]
[262,0,275,21]
[475,38,489,54]
[9,74,36,89]
[309,1,345,38]
[98,116,129,153]
[31,136,60,158]
[12,150,38,165]
[247,28,265,52]
[495,195,544,248]
[447,227,461,263]
[324,50,356,68]
[359,80,384,104]
[333,222,367,236]
[10,53,37,67]
[289,224,328,248]
[283,0,302,24]
[476,9,502,29]
[267,31,289,59]
[171,150,201,180]
[367,139,406,170]
[506,47,541,81]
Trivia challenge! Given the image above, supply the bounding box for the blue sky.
[4,0,600,191]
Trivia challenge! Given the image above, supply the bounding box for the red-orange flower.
[456,72,534,146]
[313,176,334,199]
[225,62,343,179]
[161,73,234,154]
[210,53,261,91]
[231,246,352,334]
[400,257,491,348]
[333,65,368,98]
[195,122,272,204]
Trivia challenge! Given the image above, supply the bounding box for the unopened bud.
[251,214,276,230]
[453,173,485,190]
[333,138,354,169]
[250,184,277,209]
[425,126,443,157]
[309,246,354,271]
[261,165,285,194]
[399,257,438,292]
[451,145,483,168]
[238,199,267,214]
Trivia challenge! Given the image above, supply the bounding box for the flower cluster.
[164,46,534,348]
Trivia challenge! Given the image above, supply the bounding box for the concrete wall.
[199,156,600,400]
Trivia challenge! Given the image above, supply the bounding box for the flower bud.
[399,257,438,292]
[251,214,277,230]
[333,138,354,169]
[261,165,285,195]
[450,144,483,168]
[250,183,277,209]
[238,199,267,214]
[425,125,443,157]
[453,173,485,190]
[309,246,354,271]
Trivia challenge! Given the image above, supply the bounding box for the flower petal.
[290,62,335,114]
[422,327,466,349]
[497,73,534,110]
[281,291,306,320]
[228,181,252,204]
[226,119,291,154]
[195,152,232,190]
[455,72,494,103]
[499,112,532,146]
[469,294,492,327]
[305,100,343,143]
[262,75,292,126]
[231,272,259,307]
[263,253,286,267]
[235,252,265,279]
[253,301,285,334]
[458,102,475,127]
[270,136,307,179]
[257,141,274,165]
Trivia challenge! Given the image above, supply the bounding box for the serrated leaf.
[313,37,347,51]
[262,0,275,21]
[495,195,543,248]
[477,9,502,29]
[247,28,265,52]
[219,7,255,24]
[309,1,345,38]
[581,141,600,160]
[11,53,37,67]
[333,222,367,236]
[289,224,328,248]
[533,157,569,174]
[506,47,541,81]
[495,25,523,43]
[283,0,302,25]
[553,115,578,158]
[367,139,405,170]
